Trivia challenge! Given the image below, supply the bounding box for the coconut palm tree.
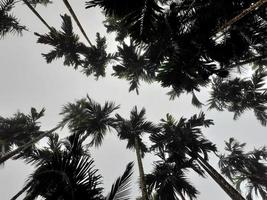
[219,138,267,200]
[60,95,119,147]
[12,133,134,200]
[150,112,245,200]
[114,106,160,200]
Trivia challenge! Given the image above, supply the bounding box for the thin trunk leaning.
[22,0,53,31]
[62,0,93,47]
[135,138,149,200]
[10,183,31,200]
[197,155,245,200]
[0,125,60,165]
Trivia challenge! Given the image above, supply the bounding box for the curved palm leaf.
[105,162,134,200]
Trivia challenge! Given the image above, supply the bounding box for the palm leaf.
[106,162,134,200]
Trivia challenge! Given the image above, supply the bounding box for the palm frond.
[106,162,134,200]
[0,0,26,37]
[60,95,119,147]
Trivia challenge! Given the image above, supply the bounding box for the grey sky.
[0,1,266,199]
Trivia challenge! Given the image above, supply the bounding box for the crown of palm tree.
[219,138,267,200]
[146,161,199,200]
[60,95,119,147]
[0,0,27,37]
[0,108,45,158]
[13,133,134,200]
[115,106,159,157]
[209,69,267,126]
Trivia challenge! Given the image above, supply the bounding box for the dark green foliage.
[146,113,217,199]
[27,0,52,7]
[146,161,199,200]
[0,0,26,37]
[104,16,128,42]
[14,133,134,200]
[35,14,85,68]
[81,33,115,78]
[86,0,266,98]
[150,112,216,162]
[219,138,267,200]
[0,108,45,157]
[60,95,119,147]
[18,134,104,200]
[209,70,267,125]
[35,14,114,78]
[112,41,154,94]
[105,162,134,200]
[115,106,159,157]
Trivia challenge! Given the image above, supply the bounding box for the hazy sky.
[0,1,266,200]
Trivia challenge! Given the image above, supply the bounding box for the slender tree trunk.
[135,138,149,200]
[197,155,245,200]
[22,0,52,31]
[10,183,31,200]
[215,0,267,34]
[229,55,267,68]
[0,125,60,165]
[62,0,93,47]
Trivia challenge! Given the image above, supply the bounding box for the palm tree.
[0,0,26,37]
[219,138,267,200]
[112,41,155,94]
[0,108,45,161]
[60,95,119,147]
[209,69,267,126]
[12,133,134,200]
[35,14,115,78]
[150,112,245,200]
[145,154,199,200]
[85,0,266,100]
[114,106,159,200]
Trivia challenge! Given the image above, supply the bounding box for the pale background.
[0,1,266,199]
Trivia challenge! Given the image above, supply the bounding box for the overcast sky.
[0,1,266,200]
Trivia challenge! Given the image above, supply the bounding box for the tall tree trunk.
[10,183,31,200]
[62,0,93,47]
[197,155,245,200]
[135,138,149,200]
[213,0,267,40]
[22,0,52,31]
[0,125,60,165]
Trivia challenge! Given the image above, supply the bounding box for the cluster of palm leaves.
[1,95,266,199]
[86,0,266,92]
[30,0,267,125]
[0,0,26,37]
[0,108,44,157]
[219,138,267,200]
[11,133,134,200]
[35,14,115,79]
[209,69,267,125]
